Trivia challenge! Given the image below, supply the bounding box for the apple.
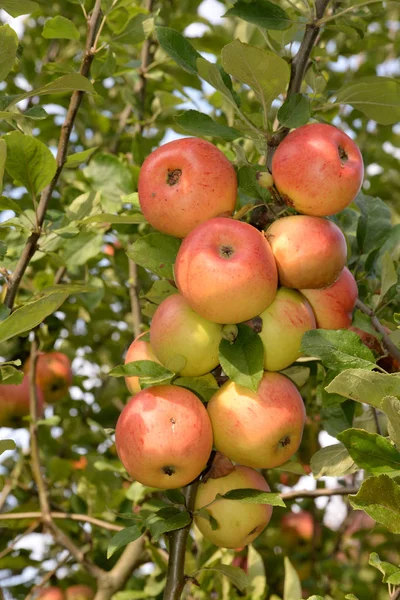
[258,288,316,371]
[150,294,222,376]
[38,588,65,600]
[174,217,278,324]
[207,371,306,468]
[194,460,273,548]
[271,123,364,216]
[349,326,382,354]
[23,352,72,404]
[115,384,213,489]
[300,267,358,329]
[124,332,161,395]
[138,137,237,238]
[281,510,315,542]
[0,376,44,427]
[266,215,347,289]
[65,586,94,600]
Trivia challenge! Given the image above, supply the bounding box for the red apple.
[174,217,278,324]
[281,510,315,542]
[207,371,306,468]
[272,123,364,216]
[138,137,237,238]
[300,267,358,329]
[266,215,347,289]
[37,587,65,600]
[150,294,222,376]
[0,376,44,427]
[23,352,72,404]
[124,333,161,395]
[115,384,213,489]
[65,586,94,600]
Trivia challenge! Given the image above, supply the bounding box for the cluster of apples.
[115,124,364,548]
[37,584,94,600]
[0,352,72,427]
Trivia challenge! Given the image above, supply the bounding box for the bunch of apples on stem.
[115,124,363,549]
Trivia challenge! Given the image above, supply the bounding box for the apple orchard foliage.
[0,0,399,599]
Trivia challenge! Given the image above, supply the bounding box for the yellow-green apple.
[115,384,213,489]
[266,215,347,289]
[272,123,364,216]
[174,217,278,324]
[150,294,222,376]
[124,333,161,395]
[65,586,94,600]
[194,454,273,548]
[207,371,306,468]
[258,288,316,371]
[300,267,358,329]
[38,587,65,600]
[0,376,44,427]
[138,137,237,238]
[281,510,315,543]
[23,352,72,404]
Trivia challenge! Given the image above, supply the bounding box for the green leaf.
[306,597,324,600]
[310,443,358,478]
[301,329,376,371]
[223,0,291,31]
[349,474,400,534]
[355,194,392,253]
[4,131,57,197]
[0,365,23,384]
[62,232,103,267]
[107,525,144,559]
[380,251,397,298]
[127,233,181,279]
[325,369,400,408]
[156,27,201,75]
[0,0,38,17]
[173,374,219,403]
[0,439,16,455]
[42,16,80,40]
[0,292,69,344]
[109,360,174,385]
[381,396,400,447]
[7,74,96,108]
[147,508,192,541]
[24,106,48,120]
[283,557,302,600]
[65,147,98,168]
[0,25,18,83]
[277,93,311,128]
[200,565,249,593]
[337,428,400,476]
[221,41,290,113]
[247,545,267,600]
[219,324,264,392]
[141,280,176,306]
[83,153,134,212]
[79,213,145,225]
[335,76,400,125]
[369,552,400,583]
[174,111,241,141]
[197,58,239,109]
[0,139,6,196]
[220,488,286,507]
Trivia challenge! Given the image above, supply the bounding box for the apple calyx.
[279,435,291,448]
[162,465,176,476]
[219,244,235,259]
[167,168,182,186]
[222,324,239,344]
[203,452,234,482]
[338,145,348,165]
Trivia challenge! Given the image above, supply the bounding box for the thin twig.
[0,520,40,560]
[280,486,359,501]
[356,299,400,363]
[128,259,142,339]
[0,511,123,531]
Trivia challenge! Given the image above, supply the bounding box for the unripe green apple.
[150,294,222,376]
[207,372,306,468]
[300,267,358,329]
[23,352,72,404]
[194,459,273,548]
[258,288,316,371]
[175,217,278,324]
[115,384,213,489]
[124,332,161,395]
[0,376,44,427]
[266,215,347,289]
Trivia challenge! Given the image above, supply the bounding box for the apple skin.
[115,385,213,489]
[175,217,278,324]
[150,294,222,376]
[207,372,306,468]
[194,465,273,548]
[124,333,161,395]
[300,267,358,329]
[65,586,94,600]
[37,587,65,600]
[271,123,364,217]
[0,376,44,427]
[23,352,72,404]
[138,137,237,238]
[258,288,316,371]
[281,510,315,543]
[266,215,347,289]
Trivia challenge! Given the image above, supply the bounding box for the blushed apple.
[150,294,222,376]
[281,510,315,542]
[272,123,364,216]
[65,586,94,600]
[37,587,65,600]
[258,288,316,371]
[0,376,44,427]
[300,267,358,329]
[124,332,161,395]
[266,215,347,289]
[138,137,237,238]
[23,352,72,404]
[175,217,278,324]
[115,384,213,489]
[207,371,306,468]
